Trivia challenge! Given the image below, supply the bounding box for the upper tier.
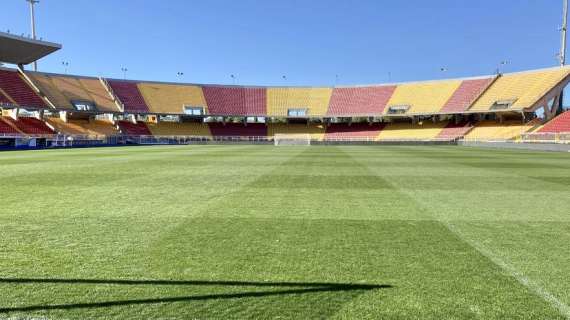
[1,66,568,117]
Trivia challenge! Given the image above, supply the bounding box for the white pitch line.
[444,221,570,319]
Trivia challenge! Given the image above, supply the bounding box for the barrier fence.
[1,133,570,149]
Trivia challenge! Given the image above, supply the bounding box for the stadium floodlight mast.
[230,74,237,85]
[121,67,128,80]
[560,0,569,66]
[61,61,69,74]
[26,0,40,71]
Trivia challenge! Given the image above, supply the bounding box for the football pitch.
[1,145,569,319]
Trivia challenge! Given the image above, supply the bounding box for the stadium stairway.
[117,121,152,136]
[538,111,570,133]
[324,123,387,140]
[327,86,396,116]
[0,69,47,108]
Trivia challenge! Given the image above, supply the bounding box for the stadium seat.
[436,121,473,140]
[28,73,121,112]
[464,120,534,140]
[325,123,387,140]
[538,111,570,133]
[108,80,150,113]
[208,123,267,137]
[3,117,55,135]
[386,80,461,114]
[470,67,570,111]
[267,88,332,117]
[0,117,21,134]
[0,69,46,108]
[378,122,447,140]
[440,78,495,113]
[47,118,119,136]
[147,121,212,137]
[268,123,326,141]
[117,120,152,136]
[0,90,14,105]
[327,86,396,116]
[202,86,266,116]
[138,83,208,114]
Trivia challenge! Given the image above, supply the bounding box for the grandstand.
[1,63,570,147]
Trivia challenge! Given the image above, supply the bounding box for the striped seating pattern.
[538,111,570,133]
[440,78,495,113]
[386,80,461,114]
[28,73,75,109]
[0,90,14,105]
[202,87,266,116]
[117,121,152,136]
[327,86,396,116]
[471,68,570,111]
[108,81,149,113]
[267,88,332,117]
[325,123,387,139]
[3,117,55,134]
[436,122,473,139]
[139,83,208,115]
[0,70,46,108]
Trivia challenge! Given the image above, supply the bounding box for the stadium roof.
[0,31,61,65]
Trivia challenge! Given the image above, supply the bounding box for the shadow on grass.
[0,278,391,313]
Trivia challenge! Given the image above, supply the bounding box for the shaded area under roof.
[0,31,61,65]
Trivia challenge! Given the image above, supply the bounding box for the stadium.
[1,1,570,319]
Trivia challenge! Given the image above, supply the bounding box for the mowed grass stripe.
[1,145,569,319]
[345,145,570,318]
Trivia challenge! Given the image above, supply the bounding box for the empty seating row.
[28,73,120,112]
[47,118,119,136]
[2,117,55,135]
[0,118,20,134]
[4,67,568,118]
[117,120,152,136]
[0,69,46,108]
[538,111,570,133]
[147,121,211,136]
[464,121,534,140]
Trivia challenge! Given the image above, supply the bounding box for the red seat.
[325,123,386,139]
[117,121,152,136]
[108,80,149,113]
[441,78,494,113]
[3,117,55,135]
[327,86,396,116]
[0,70,46,108]
[539,111,570,133]
[0,118,20,134]
[202,87,266,116]
[208,123,267,137]
[437,121,473,139]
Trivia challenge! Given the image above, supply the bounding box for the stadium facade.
[1,29,570,149]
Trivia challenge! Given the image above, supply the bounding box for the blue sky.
[1,0,566,86]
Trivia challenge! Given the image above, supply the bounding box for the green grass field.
[1,145,569,319]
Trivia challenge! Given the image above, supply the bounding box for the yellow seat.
[464,121,534,140]
[267,88,332,117]
[147,122,211,137]
[386,80,461,114]
[47,118,118,136]
[138,83,208,114]
[470,67,570,111]
[378,122,447,140]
